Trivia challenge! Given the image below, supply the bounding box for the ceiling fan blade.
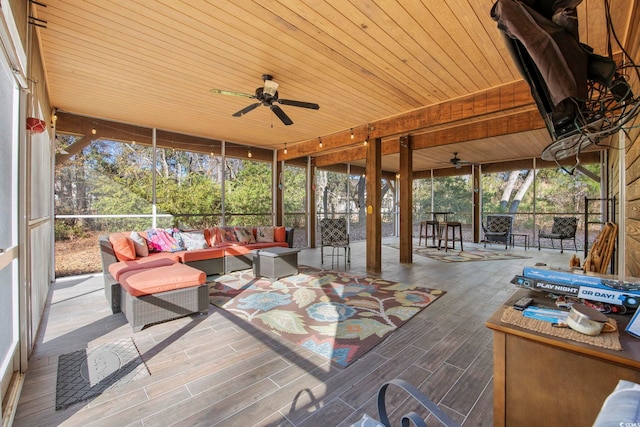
[271,105,293,125]
[232,103,261,117]
[278,99,320,110]
[211,89,256,99]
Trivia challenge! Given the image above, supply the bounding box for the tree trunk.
[509,170,535,213]
[501,171,520,210]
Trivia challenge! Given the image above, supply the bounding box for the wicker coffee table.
[252,247,300,280]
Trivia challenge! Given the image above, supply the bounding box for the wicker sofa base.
[120,283,209,332]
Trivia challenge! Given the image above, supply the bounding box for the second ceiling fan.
[211,74,319,126]
[449,153,476,169]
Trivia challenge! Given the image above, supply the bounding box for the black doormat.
[55,337,150,410]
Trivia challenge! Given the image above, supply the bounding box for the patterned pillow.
[146,228,183,252]
[218,226,239,244]
[129,231,149,257]
[179,230,209,251]
[255,226,274,243]
[235,226,256,244]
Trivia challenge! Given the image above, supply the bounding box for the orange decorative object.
[26,117,47,133]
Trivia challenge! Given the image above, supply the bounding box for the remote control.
[513,297,534,310]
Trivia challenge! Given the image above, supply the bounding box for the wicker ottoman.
[118,263,208,331]
[252,247,300,280]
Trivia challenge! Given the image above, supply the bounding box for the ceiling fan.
[449,152,475,169]
[211,74,319,126]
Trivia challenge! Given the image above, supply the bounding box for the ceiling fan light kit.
[211,74,319,126]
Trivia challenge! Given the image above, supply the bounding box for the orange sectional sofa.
[99,226,294,330]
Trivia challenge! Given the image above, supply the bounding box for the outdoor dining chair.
[319,218,351,268]
[482,215,514,249]
[538,216,578,253]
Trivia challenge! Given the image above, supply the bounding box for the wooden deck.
[13,240,571,426]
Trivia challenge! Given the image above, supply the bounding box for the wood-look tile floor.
[13,240,571,427]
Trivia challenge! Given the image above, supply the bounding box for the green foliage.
[54,219,87,240]
[54,136,602,238]
[225,160,272,225]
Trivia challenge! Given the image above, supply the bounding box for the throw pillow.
[255,226,274,243]
[170,228,186,250]
[235,226,256,244]
[129,231,149,257]
[218,226,239,244]
[146,228,183,252]
[179,230,209,251]
[109,233,136,261]
[274,226,286,242]
[205,227,219,247]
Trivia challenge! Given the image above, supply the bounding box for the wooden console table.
[486,289,640,427]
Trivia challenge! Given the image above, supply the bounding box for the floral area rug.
[208,266,445,367]
[386,244,530,263]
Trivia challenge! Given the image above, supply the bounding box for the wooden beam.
[366,137,382,273]
[275,160,283,226]
[279,80,535,159]
[399,136,413,263]
[473,167,481,243]
[411,109,545,150]
[370,81,533,139]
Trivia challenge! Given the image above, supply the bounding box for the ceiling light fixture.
[284,143,288,155]
[350,128,354,140]
[318,137,322,148]
[248,149,252,158]
[91,126,97,135]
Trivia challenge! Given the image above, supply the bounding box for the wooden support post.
[309,163,317,248]
[275,160,283,226]
[399,136,413,263]
[473,166,481,243]
[366,136,382,273]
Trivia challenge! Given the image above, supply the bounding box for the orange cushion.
[109,233,136,261]
[108,258,176,281]
[274,226,286,242]
[245,242,289,250]
[222,245,253,256]
[119,264,206,297]
[178,247,225,263]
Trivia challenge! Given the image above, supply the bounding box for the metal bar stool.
[438,222,463,252]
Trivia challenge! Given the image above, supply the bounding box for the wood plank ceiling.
[34,0,635,172]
